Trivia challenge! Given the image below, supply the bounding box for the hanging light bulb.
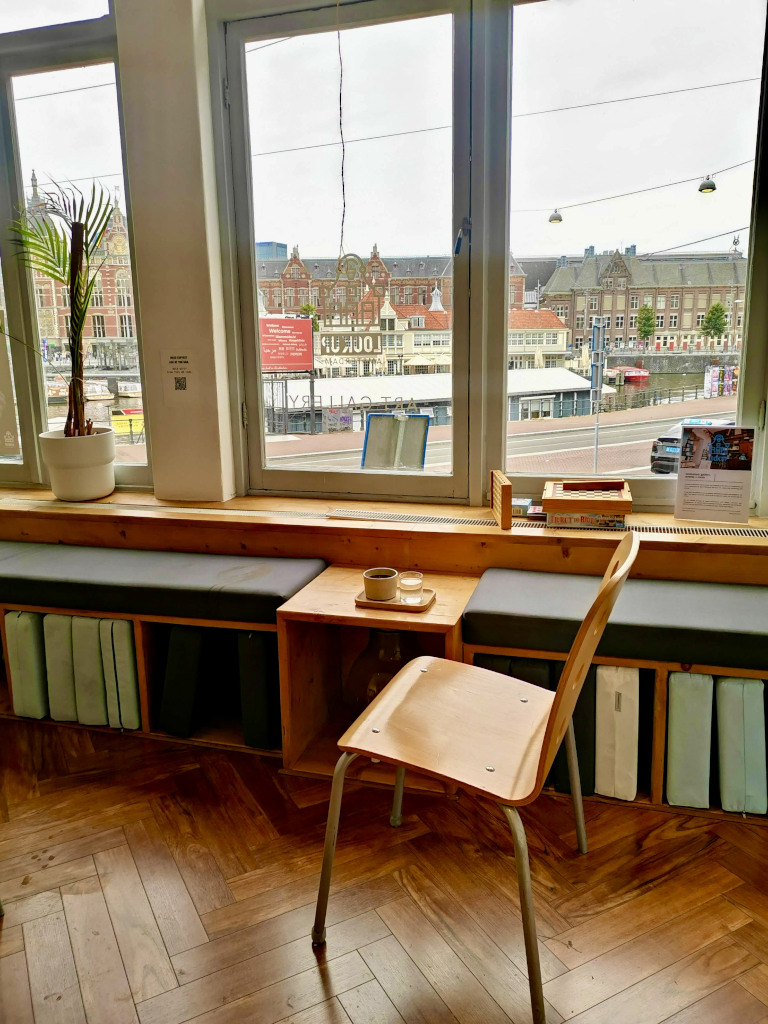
[698,175,716,194]
[549,208,563,224]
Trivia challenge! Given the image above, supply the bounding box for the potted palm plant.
[11,182,116,500]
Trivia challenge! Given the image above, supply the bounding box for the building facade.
[507,308,570,369]
[540,247,747,353]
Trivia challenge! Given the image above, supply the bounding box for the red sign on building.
[260,318,314,373]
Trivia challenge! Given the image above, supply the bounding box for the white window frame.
[223,0,477,501]
[630,295,639,309]
[0,11,151,488]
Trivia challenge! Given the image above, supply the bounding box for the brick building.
[540,246,747,353]
[256,244,526,317]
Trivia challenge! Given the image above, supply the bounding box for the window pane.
[506,0,764,482]
[0,1,108,34]
[245,15,454,475]
[0,277,22,462]
[12,64,147,465]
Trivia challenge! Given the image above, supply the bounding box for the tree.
[636,304,655,349]
[299,302,320,333]
[701,301,728,341]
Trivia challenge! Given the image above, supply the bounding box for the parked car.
[650,418,735,474]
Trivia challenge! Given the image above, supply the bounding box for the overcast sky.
[5,0,767,262]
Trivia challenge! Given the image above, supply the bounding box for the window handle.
[455,217,471,255]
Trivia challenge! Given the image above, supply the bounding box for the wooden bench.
[0,540,326,753]
[462,567,768,816]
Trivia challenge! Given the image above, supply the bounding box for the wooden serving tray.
[355,588,437,612]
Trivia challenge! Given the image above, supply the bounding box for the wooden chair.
[311,532,640,1024]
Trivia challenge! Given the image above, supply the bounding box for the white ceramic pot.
[39,427,116,501]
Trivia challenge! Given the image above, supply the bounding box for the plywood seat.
[339,656,555,804]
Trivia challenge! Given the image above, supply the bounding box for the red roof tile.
[508,309,567,329]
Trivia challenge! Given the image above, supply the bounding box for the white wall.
[115,0,236,500]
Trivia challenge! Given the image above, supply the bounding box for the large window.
[505,0,764,506]
[1,55,149,479]
[227,1,470,498]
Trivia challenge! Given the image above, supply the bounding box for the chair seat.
[339,656,555,804]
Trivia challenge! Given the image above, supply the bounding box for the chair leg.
[565,718,588,855]
[311,750,358,946]
[501,806,547,1024]
[390,765,405,827]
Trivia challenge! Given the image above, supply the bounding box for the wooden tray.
[355,588,436,612]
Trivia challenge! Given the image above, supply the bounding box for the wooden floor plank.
[566,937,757,1024]
[173,875,402,983]
[0,801,152,863]
[734,921,768,964]
[0,949,34,1024]
[137,911,388,1024]
[359,934,459,1024]
[543,896,750,1019]
[739,964,768,1005]
[395,864,562,1024]
[150,794,235,916]
[201,846,411,939]
[546,861,743,969]
[377,896,512,1024]
[24,909,87,1024]
[277,1000,353,1024]
[0,922,23,958]
[61,875,139,1024]
[339,978,407,1023]
[0,826,125,884]
[150,950,372,1024]
[412,832,567,984]
[125,818,208,956]
[660,980,768,1023]
[1,853,97,903]
[94,844,178,1002]
[728,886,768,931]
[0,889,62,928]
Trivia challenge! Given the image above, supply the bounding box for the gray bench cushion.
[463,568,768,670]
[0,541,325,624]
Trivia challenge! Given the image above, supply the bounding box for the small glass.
[399,571,424,605]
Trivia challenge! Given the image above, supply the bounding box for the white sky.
[4,0,767,261]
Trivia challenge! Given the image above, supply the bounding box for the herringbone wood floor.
[1,720,767,1024]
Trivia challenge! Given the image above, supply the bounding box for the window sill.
[0,488,766,584]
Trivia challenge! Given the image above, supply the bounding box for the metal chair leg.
[501,806,547,1024]
[390,765,405,827]
[311,750,358,946]
[565,718,588,854]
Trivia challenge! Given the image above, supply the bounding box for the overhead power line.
[511,160,754,214]
[514,76,760,119]
[638,226,750,258]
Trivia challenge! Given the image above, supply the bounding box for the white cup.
[363,567,399,601]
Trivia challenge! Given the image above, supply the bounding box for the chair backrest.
[534,531,640,793]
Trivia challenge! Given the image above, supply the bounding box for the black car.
[650,418,735,474]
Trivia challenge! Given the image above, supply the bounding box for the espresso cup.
[363,566,398,601]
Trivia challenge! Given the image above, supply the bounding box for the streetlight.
[698,175,716,194]
[549,208,563,223]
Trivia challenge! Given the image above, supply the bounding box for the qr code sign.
[174,376,187,391]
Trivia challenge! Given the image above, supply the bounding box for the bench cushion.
[0,542,326,624]
[463,568,768,670]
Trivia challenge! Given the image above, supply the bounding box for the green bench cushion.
[99,619,141,731]
[667,672,713,809]
[716,677,767,814]
[6,611,49,719]
[463,568,768,670]
[43,614,78,722]
[0,542,326,624]
[72,616,108,726]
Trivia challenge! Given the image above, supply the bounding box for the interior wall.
[114,0,236,501]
